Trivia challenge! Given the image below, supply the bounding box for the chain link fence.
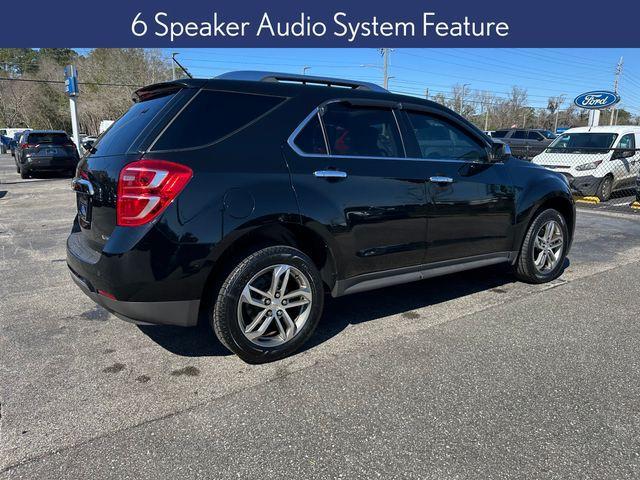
[530,146,640,210]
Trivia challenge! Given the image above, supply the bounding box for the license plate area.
[77,193,92,228]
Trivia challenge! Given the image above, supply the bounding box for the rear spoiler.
[132,79,206,102]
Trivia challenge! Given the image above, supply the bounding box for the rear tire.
[515,208,568,284]
[19,166,30,179]
[596,175,613,202]
[211,245,324,363]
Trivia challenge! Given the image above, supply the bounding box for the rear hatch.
[26,132,76,158]
[74,82,200,251]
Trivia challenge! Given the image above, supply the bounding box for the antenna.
[172,53,193,80]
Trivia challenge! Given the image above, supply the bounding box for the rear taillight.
[20,143,31,149]
[116,159,192,227]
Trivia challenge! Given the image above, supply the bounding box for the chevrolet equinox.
[67,71,575,363]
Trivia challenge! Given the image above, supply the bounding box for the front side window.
[618,134,636,150]
[321,103,403,158]
[406,111,488,162]
[528,131,544,140]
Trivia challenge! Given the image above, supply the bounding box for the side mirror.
[82,140,94,151]
[489,141,511,162]
[612,149,635,160]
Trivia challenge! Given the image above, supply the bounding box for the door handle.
[428,176,454,184]
[314,170,348,179]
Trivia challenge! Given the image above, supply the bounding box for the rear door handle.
[314,170,347,179]
[429,176,454,184]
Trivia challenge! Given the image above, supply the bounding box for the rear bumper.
[68,265,200,327]
[25,155,78,170]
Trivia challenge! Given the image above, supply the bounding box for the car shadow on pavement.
[138,323,232,357]
[300,264,518,353]
[138,263,529,359]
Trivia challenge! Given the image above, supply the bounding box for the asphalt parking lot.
[2,152,640,479]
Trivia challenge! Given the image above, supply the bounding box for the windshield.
[547,132,618,153]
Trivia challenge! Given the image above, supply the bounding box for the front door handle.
[429,176,454,184]
[314,170,348,179]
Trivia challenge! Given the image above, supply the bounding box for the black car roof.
[136,71,489,142]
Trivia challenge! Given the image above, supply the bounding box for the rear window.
[92,92,176,156]
[28,132,69,144]
[152,90,286,151]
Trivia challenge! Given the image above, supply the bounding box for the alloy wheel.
[532,220,564,273]
[237,264,313,347]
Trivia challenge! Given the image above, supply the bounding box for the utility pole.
[381,48,390,89]
[424,89,429,100]
[459,84,470,114]
[484,109,490,131]
[610,56,623,125]
[522,112,527,128]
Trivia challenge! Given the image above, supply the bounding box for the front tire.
[515,208,568,284]
[211,246,324,363]
[596,175,613,202]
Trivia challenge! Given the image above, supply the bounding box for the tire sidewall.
[522,209,568,282]
[216,247,324,363]
[598,175,613,201]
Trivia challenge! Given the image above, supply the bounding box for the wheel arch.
[198,220,339,319]
[513,187,575,262]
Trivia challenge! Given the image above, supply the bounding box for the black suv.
[15,130,80,178]
[67,71,575,363]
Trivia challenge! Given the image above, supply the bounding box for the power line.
[0,77,141,88]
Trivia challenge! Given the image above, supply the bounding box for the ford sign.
[574,91,620,110]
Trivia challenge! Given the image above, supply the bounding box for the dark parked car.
[14,130,79,178]
[491,128,556,159]
[67,71,575,363]
[10,131,26,157]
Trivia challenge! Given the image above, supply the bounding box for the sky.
[152,48,640,116]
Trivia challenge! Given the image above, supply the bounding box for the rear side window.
[28,132,69,144]
[511,130,527,139]
[93,93,176,156]
[293,114,327,155]
[153,90,286,151]
[322,103,403,158]
[492,130,508,138]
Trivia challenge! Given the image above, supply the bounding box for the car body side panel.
[506,158,576,254]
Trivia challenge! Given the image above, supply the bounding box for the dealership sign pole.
[64,65,81,154]
[573,91,620,128]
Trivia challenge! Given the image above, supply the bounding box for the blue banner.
[2,0,639,47]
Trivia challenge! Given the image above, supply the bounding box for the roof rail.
[215,70,388,93]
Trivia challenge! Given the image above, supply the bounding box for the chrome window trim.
[287,105,491,164]
[391,109,407,157]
